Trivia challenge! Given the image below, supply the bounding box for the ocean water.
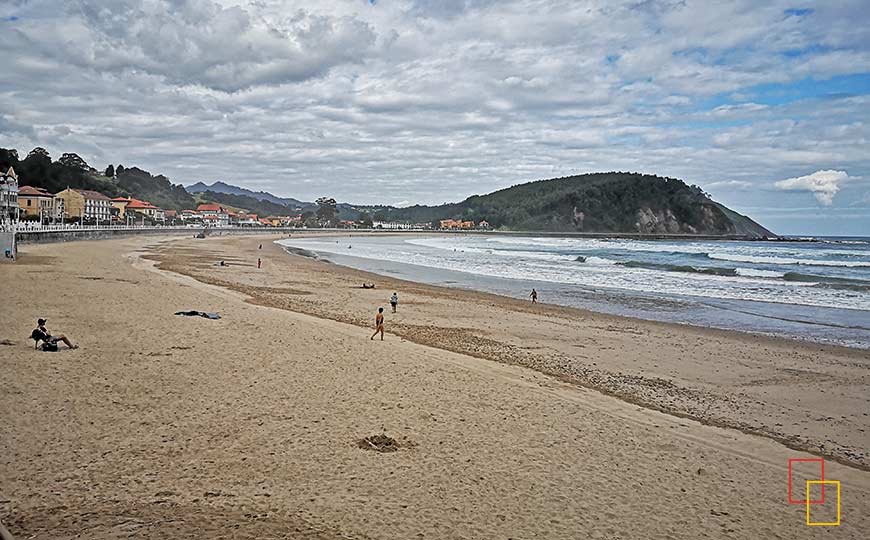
[277,234,870,349]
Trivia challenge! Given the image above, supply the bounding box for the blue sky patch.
[748,73,870,106]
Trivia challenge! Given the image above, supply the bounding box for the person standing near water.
[370,307,385,340]
[530,288,538,303]
[390,292,399,313]
[257,258,261,269]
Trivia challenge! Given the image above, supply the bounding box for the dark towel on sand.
[174,310,221,320]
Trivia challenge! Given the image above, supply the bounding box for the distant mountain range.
[187,181,379,219]
[187,181,310,209]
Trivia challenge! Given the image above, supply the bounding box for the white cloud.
[774,170,850,205]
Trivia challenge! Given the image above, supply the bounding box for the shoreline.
[279,233,870,351]
[3,234,869,539]
[152,234,870,471]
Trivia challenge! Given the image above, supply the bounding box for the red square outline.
[788,458,825,504]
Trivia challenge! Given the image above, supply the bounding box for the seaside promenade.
[1,234,868,539]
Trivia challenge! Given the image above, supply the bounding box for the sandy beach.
[2,233,869,539]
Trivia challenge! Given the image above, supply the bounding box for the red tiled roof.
[127,199,158,210]
[197,203,223,212]
[19,186,54,197]
[164,210,177,217]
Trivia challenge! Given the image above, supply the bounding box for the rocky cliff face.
[635,208,683,234]
[633,202,757,236]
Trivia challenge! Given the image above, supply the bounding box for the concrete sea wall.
[16,227,301,245]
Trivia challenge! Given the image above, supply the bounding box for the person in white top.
[390,292,399,313]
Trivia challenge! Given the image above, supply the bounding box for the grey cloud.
[50,0,380,91]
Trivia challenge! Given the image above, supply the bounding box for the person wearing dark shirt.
[32,318,77,349]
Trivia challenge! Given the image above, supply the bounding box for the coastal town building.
[237,212,262,227]
[373,221,415,230]
[111,197,164,222]
[181,209,198,220]
[127,199,163,221]
[1,167,19,227]
[164,210,178,224]
[110,197,130,219]
[439,219,475,230]
[196,203,229,227]
[56,188,112,222]
[18,186,64,222]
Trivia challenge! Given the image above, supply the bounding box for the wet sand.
[1,233,869,539]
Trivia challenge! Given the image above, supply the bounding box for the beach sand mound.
[357,434,403,453]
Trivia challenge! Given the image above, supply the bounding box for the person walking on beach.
[390,292,399,313]
[257,258,262,269]
[370,307,385,341]
[530,288,538,303]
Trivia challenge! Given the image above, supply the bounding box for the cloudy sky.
[2,0,869,235]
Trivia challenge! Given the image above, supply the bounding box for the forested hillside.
[385,172,773,236]
[0,147,194,210]
[1,147,123,197]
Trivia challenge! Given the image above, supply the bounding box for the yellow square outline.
[806,480,840,526]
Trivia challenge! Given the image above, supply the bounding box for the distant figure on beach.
[362,283,375,289]
[257,258,261,269]
[31,318,77,350]
[530,288,538,303]
[259,244,262,249]
[370,307,385,341]
[390,292,399,313]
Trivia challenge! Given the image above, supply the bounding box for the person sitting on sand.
[530,288,538,303]
[362,283,375,289]
[32,318,77,349]
[390,292,399,313]
[370,307,385,341]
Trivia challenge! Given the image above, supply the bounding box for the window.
[27,199,31,206]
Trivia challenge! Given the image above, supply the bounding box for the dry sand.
[1,233,869,539]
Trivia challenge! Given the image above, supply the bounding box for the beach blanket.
[174,310,221,320]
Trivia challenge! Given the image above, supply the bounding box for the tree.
[373,210,387,222]
[105,164,115,178]
[0,148,18,163]
[59,152,89,170]
[358,211,373,228]
[315,197,337,224]
[27,147,50,160]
